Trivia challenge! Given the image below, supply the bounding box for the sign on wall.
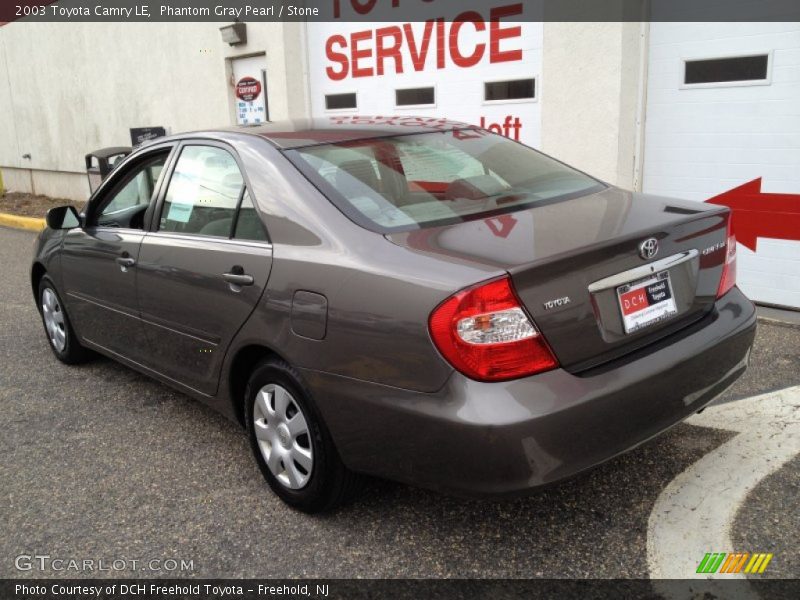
[232,55,268,125]
[306,2,542,148]
[235,77,262,102]
[130,126,166,147]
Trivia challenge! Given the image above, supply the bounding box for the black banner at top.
[4,0,800,23]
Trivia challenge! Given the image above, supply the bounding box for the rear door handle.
[222,272,254,286]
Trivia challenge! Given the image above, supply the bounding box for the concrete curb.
[0,212,45,232]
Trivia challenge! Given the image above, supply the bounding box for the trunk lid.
[386,187,731,373]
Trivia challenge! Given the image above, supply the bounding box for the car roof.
[181,117,476,150]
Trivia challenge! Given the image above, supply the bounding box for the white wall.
[643,22,800,308]
[0,22,308,200]
[1,19,647,202]
[541,22,645,188]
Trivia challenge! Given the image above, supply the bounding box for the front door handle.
[115,256,136,270]
[222,272,254,286]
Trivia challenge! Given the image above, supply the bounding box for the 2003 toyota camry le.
[33,117,756,512]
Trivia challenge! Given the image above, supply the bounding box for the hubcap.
[252,384,313,489]
[41,288,66,352]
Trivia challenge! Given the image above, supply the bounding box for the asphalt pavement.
[1,225,798,579]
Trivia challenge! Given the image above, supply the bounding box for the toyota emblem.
[639,238,659,260]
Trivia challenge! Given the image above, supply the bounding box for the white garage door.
[643,22,800,309]
[306,15,543,148]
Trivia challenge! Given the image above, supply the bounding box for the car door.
[60,145,174,361]
[135,142,273,396]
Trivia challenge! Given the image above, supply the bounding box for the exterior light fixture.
[220,22,247,46]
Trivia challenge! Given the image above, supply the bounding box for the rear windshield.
[287,129,604,233]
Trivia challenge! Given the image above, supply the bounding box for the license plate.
[617,271,678,334]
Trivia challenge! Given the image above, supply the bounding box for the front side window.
[160,146,244,236]
[94,153,167,228]
[288,130,604,233]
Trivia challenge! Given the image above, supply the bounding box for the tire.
[245,358,362,513]
[38,276,90,364]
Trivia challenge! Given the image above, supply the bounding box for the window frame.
[482,76,538,105]
[149,139,270,244]
[680,51,773,90]
[85,145,175,231]
[394,85,437,109]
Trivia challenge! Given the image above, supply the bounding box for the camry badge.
[639,238,659,260]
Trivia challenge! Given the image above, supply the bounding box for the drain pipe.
[632,13,651,193]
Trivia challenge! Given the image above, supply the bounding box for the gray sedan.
[32,117,756,512]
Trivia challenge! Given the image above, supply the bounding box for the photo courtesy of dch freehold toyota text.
[0,1,798,599]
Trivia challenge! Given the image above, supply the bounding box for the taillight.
[428,276,558,382]
[717,218,737,298]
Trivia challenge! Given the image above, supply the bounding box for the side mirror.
[45,205,82,230]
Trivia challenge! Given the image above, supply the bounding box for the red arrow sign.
[706,178,800,251]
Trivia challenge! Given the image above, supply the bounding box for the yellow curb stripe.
[744,554,759,573]
[757,554,773,574]
[752,554,767,573]
[0,212,46,232]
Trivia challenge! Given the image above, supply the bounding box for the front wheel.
[245,358,361,513]
[38,276,89,364]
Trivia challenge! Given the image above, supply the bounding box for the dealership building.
[0,12,798,308]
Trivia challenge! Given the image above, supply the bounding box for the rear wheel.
[38,276,89,364]
[245,358,361,513]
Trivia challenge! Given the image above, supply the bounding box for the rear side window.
[159,146,243,236]
[233,189,268,242]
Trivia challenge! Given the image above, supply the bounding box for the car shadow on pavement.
[2,343,738,579]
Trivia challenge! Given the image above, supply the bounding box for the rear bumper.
[302,287,757,496]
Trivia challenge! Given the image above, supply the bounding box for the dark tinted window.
[325,93,357,110]
[485,79,535,101]
[396,87,435,106]
[233,189,268,242]
[160,146,243,236]
[685,55,769,84]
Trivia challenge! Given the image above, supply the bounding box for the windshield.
[288,129,605,233]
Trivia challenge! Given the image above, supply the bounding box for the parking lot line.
[647,385,800,583]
